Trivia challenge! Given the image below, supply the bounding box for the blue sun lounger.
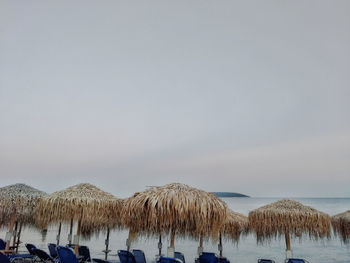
[174,252,185,263]
[216,258,229,263]
[0,239,6,250]
[25,243,37,256]
[197,252,218,263]
[48,243,59,260]
[0,242,34,261]
[285,259,309,263]
[57,246,79,263]
[157,256,182,263]
[32,248,57,263]
[78,246,91,263]
[132,250,146,263]
[0,239,18,251]
[92,259,110,263]
[258,260,275,263]
[0,252,33,263]
[118,250,136,263]
[0,253,12,263]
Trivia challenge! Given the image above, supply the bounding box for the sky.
[0,1,349,198]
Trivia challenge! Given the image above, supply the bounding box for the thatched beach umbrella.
[197,209,248,257]
[332,210,350,244]
[218,209,248,257]
[249,199,331,259]
[0,183,47,251]
[122,183,228,257]
[35,183,122,254]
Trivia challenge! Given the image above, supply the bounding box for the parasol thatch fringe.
[248,199,331,243]
[35,183,123,236]
[332,210,350,244]
[121,183,228,239]
[0,183,47,226]
[221,209,248,241]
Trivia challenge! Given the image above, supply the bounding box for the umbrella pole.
[218,232,223,258]
[104,228,110,260]
[74,219,81,255]
[5,218,16,251]
[12,221,18,249]
[68,218,73,246]
[158,234,162,256]
[126,230,131,251]
[57,222,62,245]
[285,232,292,259]
[167,229,175,258]
[15,222,22,253]
[198,235,203,256]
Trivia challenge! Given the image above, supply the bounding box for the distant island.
[211,192,250,197]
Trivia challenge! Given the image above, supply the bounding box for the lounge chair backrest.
[217,258,230,263]
[48,243,58,258]
[0,239,6,250]
[78,246,91,262]
[198,252,218,263]
[25,243,37,255]
[32,248,54,263]
[157,257,183,263]
[174,252,185,263]
[57,246,79,263]
[118,250,136,263]
[92,259,109,263]
[286,259,308,263]
[0,253,11,263]
[258,260,275,263]
[132,249,146,263]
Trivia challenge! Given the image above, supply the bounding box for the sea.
[1,198,349,263]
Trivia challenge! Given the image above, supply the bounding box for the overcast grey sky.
[1,1,349,197]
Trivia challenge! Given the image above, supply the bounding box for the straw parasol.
[35,183,123,254]
[122,183,228,257]
[332,210,350,244]
[0,183,47,251]
[207,209,248,258]
[221,209,248,241]
[249,199,330,258]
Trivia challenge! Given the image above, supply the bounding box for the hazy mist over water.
[1,1,350,197]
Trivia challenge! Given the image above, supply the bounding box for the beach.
[2,197,349,263]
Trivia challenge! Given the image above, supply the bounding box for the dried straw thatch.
[0,183,47,225]
[332,210,350,244]
[122,183,228,239]
[221,209,248,241]
[248,199,331,243]
[35,183,123,234]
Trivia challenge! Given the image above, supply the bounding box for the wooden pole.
[158,234,162,256]
[170,229,175,249]
[12,221,18,249]
[199,236,203,248]
[15,223,22,253]
[198,235,203,255]
[57,222,62,245]
[68,218,73,246]
[218,232,223,258]
[285,231,293,258]
[74,219,81,255]
[104,228,110,260]
[126,230,131,251]
[285,232,291,251]
[5,218,15,251]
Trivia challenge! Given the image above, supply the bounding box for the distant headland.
[211,192,250,197]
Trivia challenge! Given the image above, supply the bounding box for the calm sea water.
[2,198,350,263]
